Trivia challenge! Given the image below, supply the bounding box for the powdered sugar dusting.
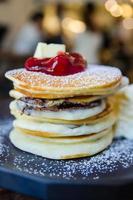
[0,120,11,165]
[13,139,133,181]
[0,140,9,164]
[5,65,121,89]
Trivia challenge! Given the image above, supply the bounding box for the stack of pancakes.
[5,65,127,159]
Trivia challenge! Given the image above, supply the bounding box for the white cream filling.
[115,118,133,139]
[13,115,115,136]
[115,84,133,139]
[10,100,106,121]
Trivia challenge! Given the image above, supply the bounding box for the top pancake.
[5,65,122,99]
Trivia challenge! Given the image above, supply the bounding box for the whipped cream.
[115,84,133,139]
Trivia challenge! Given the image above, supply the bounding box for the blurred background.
[0,0,133,98]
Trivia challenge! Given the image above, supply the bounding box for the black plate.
[0,100,133,200]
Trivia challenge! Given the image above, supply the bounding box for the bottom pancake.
[10,128,113,159]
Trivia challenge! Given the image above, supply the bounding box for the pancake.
[18,128,112,143]
[13,114,115,137]
[10,128,113,159]
[10,100,113,125]
[9,89,104,103]
[11,102,113,125]
[5,65,122,99]
[10,90,26,99]
[9,76,128,100]
[14,76,128,99]
[10,99,106,121]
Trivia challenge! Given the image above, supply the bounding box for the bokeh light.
[62,17,86,33]
[110,5,123,17]
[121,4,133,18]
[123,18,133,29]
[105,0,117,12]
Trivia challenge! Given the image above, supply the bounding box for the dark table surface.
[0,189,36,200]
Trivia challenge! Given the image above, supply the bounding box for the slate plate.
[0,118,133,200]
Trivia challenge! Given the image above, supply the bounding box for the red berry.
[24,52,87,76]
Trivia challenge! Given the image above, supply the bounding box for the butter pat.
[34,43,66,58]
[34,43,47,59]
